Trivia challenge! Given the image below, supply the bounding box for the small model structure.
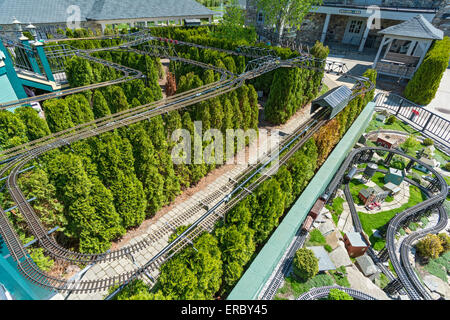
[308,246,336,272]
[355,254,380,281]
[384,167,405,186]
[383,182,401,196]
[376,134,398,149]
[343,232,369,258]
[358,185,389,206]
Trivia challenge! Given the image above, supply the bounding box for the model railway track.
[0,33,376,294]
[297,285,378,300]
[260,229,308,300]
[331,147,448,300]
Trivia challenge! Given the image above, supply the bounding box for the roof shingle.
[379,14,444,40]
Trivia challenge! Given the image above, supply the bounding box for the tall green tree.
[254,0,323,44]
[15,107,51,141]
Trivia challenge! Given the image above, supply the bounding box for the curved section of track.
[297,285,378,300]
[332,147,448,300]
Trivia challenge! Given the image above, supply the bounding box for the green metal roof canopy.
[311,85,352,119]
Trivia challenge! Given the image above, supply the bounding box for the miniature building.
[383,182,401,196]
[375,114,387,123]
[419,156,438,168]
[376,136,397,149]
[384,168,404,186]
[358,185,388,206]
[343,232,369,258]
[308,246,336,272]
[355,253,380,281]
[363,163,378,179]
[310,85,353,119]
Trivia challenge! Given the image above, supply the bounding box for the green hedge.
[404,36,450,105]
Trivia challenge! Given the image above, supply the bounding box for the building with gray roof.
[373,14,444,80]
[310,85,353,119]
[307,246,336,272]
[0,0,214,37]
[355,253,380,281]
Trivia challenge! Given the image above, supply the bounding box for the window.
[257,12,264,23]
[348,20,363,34]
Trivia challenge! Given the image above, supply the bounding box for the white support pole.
[414,40,432,73]
[320,13,331,44]
[406,40,417,56]
[383,38,393,58]
[373,36,387,68]
[359,16,374,52]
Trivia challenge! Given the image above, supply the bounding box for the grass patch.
[420,217,428,228]
[423,251,450,282]
[424,259,448,282]
[326,197,345,226]
[329,266,350,288]
[377,273,390,289]
[388,260,398,278]
[324,244,333,253]
[358,185,427,250]
[284,273,335,298]
[398,228,406,236]
[365,114,420,136]
[306,229,327,246]
[408,222,418,231]
[349,179,366,205]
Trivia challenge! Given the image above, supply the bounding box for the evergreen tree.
[0,109,28,149]
[42,99,75,133]
[92,90,111,118]
[15,107,51,141]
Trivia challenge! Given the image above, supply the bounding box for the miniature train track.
[329,147,448,300]
[297,285,378,300]
[0,30,376,294]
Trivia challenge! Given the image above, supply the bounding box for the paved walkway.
[64,99,316,300]
[426,68,450,121]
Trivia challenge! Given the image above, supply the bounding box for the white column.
[320,14,331,43]
[383,38,393,58]
[406,40,417,56]
[373,36,387,68]
[100,23,106,33]
[359,16,374,52]
[414,40,432,73]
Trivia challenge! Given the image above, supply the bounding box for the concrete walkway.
[426,68,450,121]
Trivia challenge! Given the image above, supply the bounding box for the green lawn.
[325,197,345,225]
[357,185,427,251]
[365,114,420,136]
[365,112,449,169]
[424,251,450,282]
[276,273,335,299]
[349,179,366,205]
[306,229,327,246]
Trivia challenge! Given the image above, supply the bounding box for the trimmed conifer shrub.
[404,37,450,105]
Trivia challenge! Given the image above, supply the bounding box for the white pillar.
[383,39,393,58]
[359,16,374,52]
[373,36,387,68]
[100,23,106,33]
[320,14,331,43]
[406,40,417,56]
[414,40,432,73]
